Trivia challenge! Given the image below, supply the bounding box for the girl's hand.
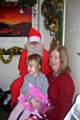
[31,99,40,109]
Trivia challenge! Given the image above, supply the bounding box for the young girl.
[8,54,49,120]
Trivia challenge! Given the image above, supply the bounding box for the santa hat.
[28,28,42,43]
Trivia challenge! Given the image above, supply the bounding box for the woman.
[47,40,75,120]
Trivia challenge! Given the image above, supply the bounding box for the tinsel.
[41,0,64,44]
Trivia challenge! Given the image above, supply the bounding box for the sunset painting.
[0,2,32,37]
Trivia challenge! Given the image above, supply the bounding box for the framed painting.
[0,2,32,37]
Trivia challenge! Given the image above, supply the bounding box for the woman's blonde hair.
[49,39,70,73]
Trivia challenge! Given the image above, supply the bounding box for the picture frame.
[0,2,32,37]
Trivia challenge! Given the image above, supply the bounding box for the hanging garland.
[0,0,37,8]
[41,0,64,44]
[0,46,23,64]
[18,0,37,8]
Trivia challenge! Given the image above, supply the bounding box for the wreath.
[41,0,64,44]
[0,46,23,64]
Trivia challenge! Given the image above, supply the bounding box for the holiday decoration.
[41,0,64,44]
[0,0,37,8]
[0,46,23,64]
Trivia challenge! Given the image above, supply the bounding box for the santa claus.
[10,28,50,107]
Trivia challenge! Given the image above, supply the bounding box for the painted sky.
[0,3,32,24]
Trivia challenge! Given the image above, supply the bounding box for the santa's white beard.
[26,43,43,56]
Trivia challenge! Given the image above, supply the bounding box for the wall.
[32,0,52,49]
[0,37,27,90]
[65,0,80,97]
[0,0,52,90]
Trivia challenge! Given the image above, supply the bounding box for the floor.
[0,107,10,120]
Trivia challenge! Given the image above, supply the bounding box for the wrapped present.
[18,83,49,113]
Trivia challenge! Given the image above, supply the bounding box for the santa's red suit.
[10,28,50,107]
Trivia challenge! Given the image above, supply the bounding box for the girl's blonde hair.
[49,39,70,73]
[27,54,42,72]
[27,54,42,65]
